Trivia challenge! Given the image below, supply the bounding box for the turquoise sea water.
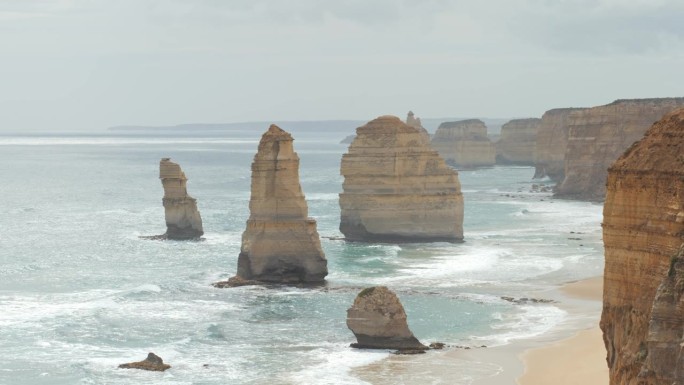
[0,128,603,384]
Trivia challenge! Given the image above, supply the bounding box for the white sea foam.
[288,346,385,385]
[473,304,568,346]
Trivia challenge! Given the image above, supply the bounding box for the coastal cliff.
[406,110,431,143]
[228,125,328,284]
[496,118,540,165]
[533,108,585,181]
[556,98,684,200]
[339,115,464,242]
[600,108,684,385]
[431,119,496,168]
[159,158,203,240]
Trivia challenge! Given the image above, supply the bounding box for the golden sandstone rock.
[495,118,540,165]
[339,115,463,242]
[346,286,427,351]
[159,158,203,240]
[600,108,684,385]
[430,119,495,168]
[405,110,431,143]
[556,98,684,201]
[533,108,585,181]
[231,125,327,284]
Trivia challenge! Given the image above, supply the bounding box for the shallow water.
[0,129,603,384]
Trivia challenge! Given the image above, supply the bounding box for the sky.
[1,0,683,131]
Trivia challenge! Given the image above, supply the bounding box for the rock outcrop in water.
[430,119,495,168]
[556,98,684,201]
[119,353,171,371]
[495,118,540,165]
[159,158,203,240]
[406,110,430,142]
[339,115,464,242]
[221,125,328,285]
[347,286,427,351]
[600,108,684,385]
[533,108,585,181]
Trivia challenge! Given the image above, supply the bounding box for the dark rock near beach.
[118,352,171,372]
[429,342,446,349]
[346,286,427,351]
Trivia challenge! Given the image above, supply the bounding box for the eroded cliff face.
[496,118,540,165]
[431,119,496,168]
[601,108,684,385]
[234,125,328,283]
[159,158,204,240]
[533,108,585,181]
[556,98,684,201]
[340,115,464,242]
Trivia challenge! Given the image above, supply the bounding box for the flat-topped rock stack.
[222,125,327,285]
[533,108,585,181]
[495,118,540,165]
[556,98,684,201]
[339,115,463,242]
[430,119,495,168]
[159,158,203,240]
[600,108,684,384]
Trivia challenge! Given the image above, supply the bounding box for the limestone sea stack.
[533,108,585,181]
[555,98,684,201]
[231,125,327,284]
[159,158,204,240]
[430,119,495,168]
[346,286,427,350]
[405,110,431,142]
[495,118,540,165]
[600,108,684,384]
[339,115,464,242]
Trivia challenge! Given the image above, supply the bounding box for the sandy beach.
[518,276,608,385]
[353,276,608,385]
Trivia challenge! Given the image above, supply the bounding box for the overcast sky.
[1,0,683,131]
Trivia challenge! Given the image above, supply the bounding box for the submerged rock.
[339,115,464,242]
[219,125,328,285]
[158,158,203,240]
[346,286,427,351]
[118,352,171,372]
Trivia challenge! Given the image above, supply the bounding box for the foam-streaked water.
[0,130,603,384]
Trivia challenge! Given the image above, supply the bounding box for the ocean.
[0,126,604,384]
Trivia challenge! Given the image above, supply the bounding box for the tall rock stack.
[533,108,585,181]
[600,108,684,385]
[556,98,684,201]
[405,110,431,143]
[430,119,495,168]
[159,158,204,240]
[495,118,540,165]
[340,115,463,242]
[233,125,328,284]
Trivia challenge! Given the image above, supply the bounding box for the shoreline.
[352,276,607,384]
[517,276,607,385]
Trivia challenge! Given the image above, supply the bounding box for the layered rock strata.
[556,98,684,200]
[495,118,540,165]
[119,353,171,371]
[600,108,684,385]
[339,115,464,242]
[430,119,495,168]
[347,286,427,350]
[406,110,431,142]
[228,125,328,284]
[533,108,585,181]
[159,158,204,239]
